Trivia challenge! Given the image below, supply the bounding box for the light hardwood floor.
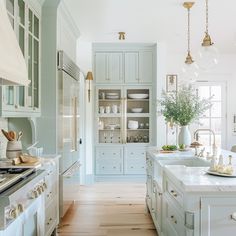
[58,183,157,236]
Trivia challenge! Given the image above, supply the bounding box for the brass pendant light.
[197,0,219,70]
[180,2,198,84]
[183,2,195,65]
[201,0,213,46]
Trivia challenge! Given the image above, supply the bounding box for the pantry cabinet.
[93,44,156,180]
[1,0,41,117]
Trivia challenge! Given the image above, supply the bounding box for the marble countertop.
[147,146,236,164]
[164,165,236,192]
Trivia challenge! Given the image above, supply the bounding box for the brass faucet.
[193,129,217,157]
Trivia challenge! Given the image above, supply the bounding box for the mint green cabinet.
[124,51,153,84]
[1,0,41,117]
[94,52,123,84]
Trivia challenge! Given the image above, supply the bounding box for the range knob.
[7,207,17,220]
[37,186,42,195]
[17,204,24,213]
[43,182,47,189]
[29,190,38,199]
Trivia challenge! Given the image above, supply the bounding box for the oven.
[0,169,46,236]
[59,161,80,218]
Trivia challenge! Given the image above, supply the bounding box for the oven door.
[22,195,45,236]
[59,161,81,218]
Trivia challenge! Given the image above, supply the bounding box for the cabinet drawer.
[125,148,146,159]
[45,200,57,236]
[124,161,145,174]
[164,197,184,236]
[96,159,123,175]
[96,147,123,160]
[165,178,183,208]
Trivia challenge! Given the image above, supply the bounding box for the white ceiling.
[63,0,236,54]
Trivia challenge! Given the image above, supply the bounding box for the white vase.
[178,125,191,146]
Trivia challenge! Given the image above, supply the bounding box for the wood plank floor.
[58,183,157,236]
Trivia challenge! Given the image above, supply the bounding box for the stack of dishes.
[106,93,119,99]
[128,94,149,99]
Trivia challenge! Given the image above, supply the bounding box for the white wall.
[76,41,94,183]
[165,53,236,150]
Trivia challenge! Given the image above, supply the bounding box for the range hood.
[0,0,30,86]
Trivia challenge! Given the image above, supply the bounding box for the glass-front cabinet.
[1,0,41,117]
[96,86,151,145]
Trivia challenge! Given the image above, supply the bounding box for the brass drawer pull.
[231,213,236,221]
[170,190,178,197]
[171,215,177,224]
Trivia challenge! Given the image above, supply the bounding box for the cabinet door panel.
[108,53,123,83]
[201,197,236,236]
[124,52,139,83]
[95,53,107,83]
[139,51,153,83]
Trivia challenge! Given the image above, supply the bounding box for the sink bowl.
[158,158,210,168]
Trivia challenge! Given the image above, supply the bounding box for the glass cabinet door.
[125,88,150,144]
[27,8,40,110]
[97,88,123,144]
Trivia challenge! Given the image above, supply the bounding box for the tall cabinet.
[93,44,156,179]
[1,0,41,117]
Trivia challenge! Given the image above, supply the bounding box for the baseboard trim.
[95,175,146,182]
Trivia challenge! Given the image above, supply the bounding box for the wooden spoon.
[17,131,23,141]
[1,129,11,141]
[8,131,16,141]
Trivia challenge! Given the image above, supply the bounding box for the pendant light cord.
[206,0,208,34]
[187,8,190,53]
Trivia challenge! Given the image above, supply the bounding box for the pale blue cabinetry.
[1,0,41,117]
[94,44,156,179]
[201,197,236,236]
[94,52,123,84]
[124,51,153,84]
[124,147,146,174]
[95,146,123,175]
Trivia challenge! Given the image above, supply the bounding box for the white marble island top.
[164,165,236,192]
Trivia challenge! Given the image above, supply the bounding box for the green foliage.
[159,86,212,126]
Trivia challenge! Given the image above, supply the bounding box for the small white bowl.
[128,94,149,99]
[128,120,139,129]
[131,108,143,113]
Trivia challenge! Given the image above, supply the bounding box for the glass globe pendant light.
[197,0,219,70]
[180,2,199,85]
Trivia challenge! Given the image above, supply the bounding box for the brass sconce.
[86,71,93,102]
[118,32,125,40]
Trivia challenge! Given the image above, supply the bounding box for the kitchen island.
[146,147,236,236]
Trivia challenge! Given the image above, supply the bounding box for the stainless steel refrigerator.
[57,51,81,218]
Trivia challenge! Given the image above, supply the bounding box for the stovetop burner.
[0,168,35,194]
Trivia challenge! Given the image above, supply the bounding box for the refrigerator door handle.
[74,96,78,151]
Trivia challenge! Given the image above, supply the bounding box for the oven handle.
[62,162,81,178]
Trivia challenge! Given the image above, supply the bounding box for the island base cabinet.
[163,196,185,236]
[201,197,236,236]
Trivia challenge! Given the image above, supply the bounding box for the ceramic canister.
[6,141,23,159]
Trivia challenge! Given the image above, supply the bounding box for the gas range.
[0,168,35,193]
[0,167,46,230]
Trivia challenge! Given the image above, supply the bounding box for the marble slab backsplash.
[0,118,8,158]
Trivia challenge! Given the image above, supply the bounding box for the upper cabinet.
[95,52,123,84]
[0,0,41,117]
[124,51,153,84]
[94,45,154,85]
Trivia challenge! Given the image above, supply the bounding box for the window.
[193,82,226,148]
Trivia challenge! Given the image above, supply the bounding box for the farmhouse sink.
[154,158,210,191]
[158,158,210,168]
